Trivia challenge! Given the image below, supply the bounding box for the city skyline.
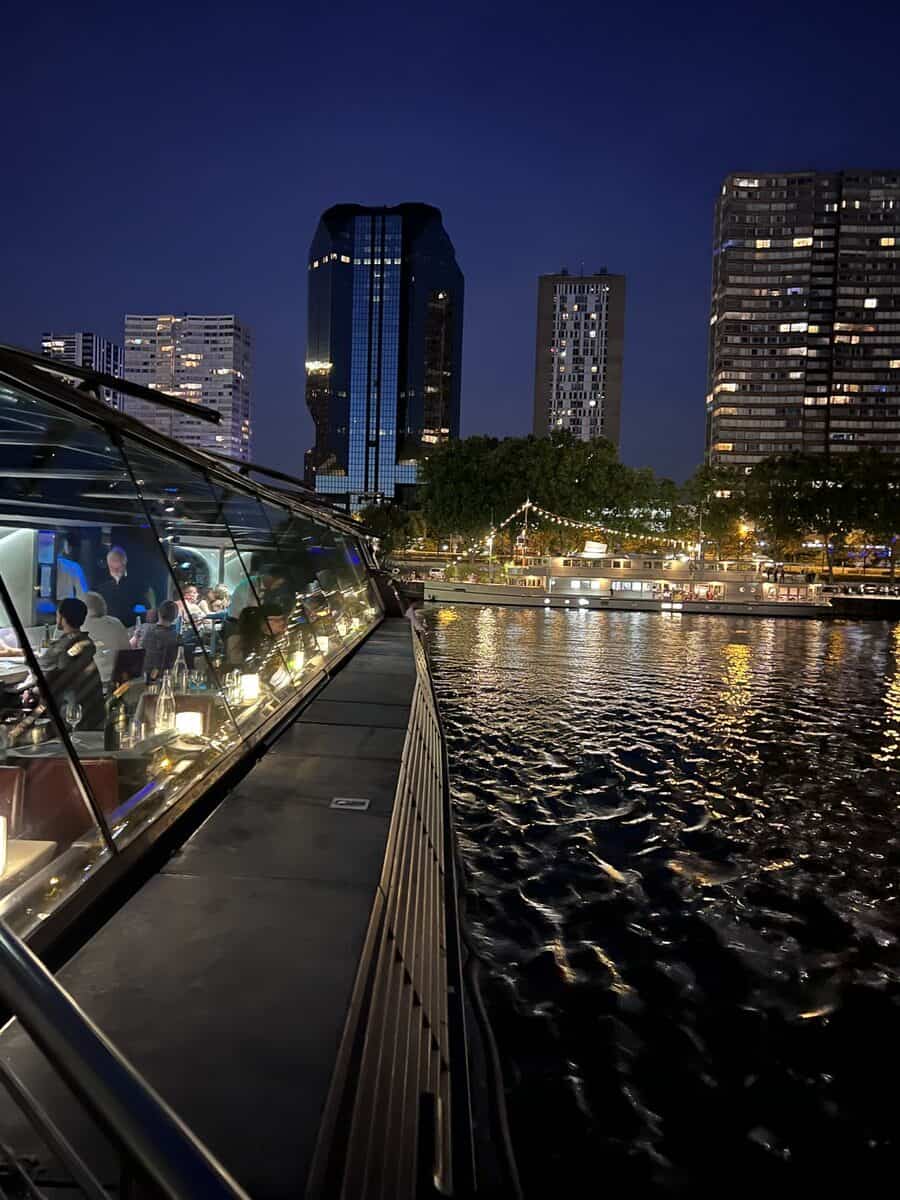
[4,3,898,484]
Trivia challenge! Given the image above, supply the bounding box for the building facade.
[41,331,123,410]
[532,270,625,445]
[707,170,900,468]
[304,203,464,510]
[122,314,251,459]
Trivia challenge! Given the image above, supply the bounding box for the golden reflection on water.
[876,624,900,764]
[715,641,753,733]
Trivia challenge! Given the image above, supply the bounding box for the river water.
[426,605,900,1194]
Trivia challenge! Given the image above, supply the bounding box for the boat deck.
[0,619,415,1198]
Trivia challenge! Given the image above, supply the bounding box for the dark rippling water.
[426,605,900,1195]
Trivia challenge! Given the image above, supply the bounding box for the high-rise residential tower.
[707,170,900,467]
[41,331,123,410]
[532,270,625,445]
[304,203,464,510]
[122,314,252,459]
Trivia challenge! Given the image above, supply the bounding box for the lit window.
[793,236,813,247]
[714,442,734,452]
[755,239,770,249]
[340,254,351,263]
[891,361,900,369]
[864,297,878,308]
[881,237,896,247]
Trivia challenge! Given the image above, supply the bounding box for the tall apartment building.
[305,203,464,510]
[707,170,900,467]
[122,314,252,459]
[532,270,625,445]
[40,331,123,410]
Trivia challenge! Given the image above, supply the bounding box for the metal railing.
[307,626,474,1199]
[0,920,250,1199]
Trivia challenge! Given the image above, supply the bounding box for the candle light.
[239,673,261,703]
[175,710,204,737]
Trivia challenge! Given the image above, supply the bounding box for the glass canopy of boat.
[0,346,381,939]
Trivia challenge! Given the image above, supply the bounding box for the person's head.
[260,601,287,637]
[183,585,199,604]
[83,591,107,619]
[158,600,179,626]
[211,597,225,612]
[107,546,127,579]
[214,585,230,604]
[58,597,87,634]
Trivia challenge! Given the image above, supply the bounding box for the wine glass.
[62,699,82,743]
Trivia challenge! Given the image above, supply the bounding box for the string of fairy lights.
[487,498,678,547]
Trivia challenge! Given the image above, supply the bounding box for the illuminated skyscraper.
[707,170,900,467]
[41,331,123,410]
[532,270,625,445]
[304,204,464,510]
[122,314,252,459]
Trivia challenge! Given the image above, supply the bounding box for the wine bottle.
[155,670,177,734]
[172,644,189,694]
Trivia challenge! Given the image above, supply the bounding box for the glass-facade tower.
[304,204,464,510]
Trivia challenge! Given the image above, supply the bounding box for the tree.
[356,504,424,559]
[681,465,743,560]
[854,451,900,578]
[740,453,810,561]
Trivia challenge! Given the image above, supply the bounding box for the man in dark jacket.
[39,598,106,730]
[96,546,145,625]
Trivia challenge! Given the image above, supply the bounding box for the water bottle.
[172,644,189,694]
[155,670,177,734]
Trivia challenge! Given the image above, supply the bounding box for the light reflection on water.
[427,605,900,1194]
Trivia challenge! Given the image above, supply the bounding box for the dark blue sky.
[4,1,898,481]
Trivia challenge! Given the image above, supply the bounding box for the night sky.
[4,1,898,483]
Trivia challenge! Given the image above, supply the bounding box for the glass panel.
[200,479,304,728]
[0,381,126,933]
[107,436,251,839]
